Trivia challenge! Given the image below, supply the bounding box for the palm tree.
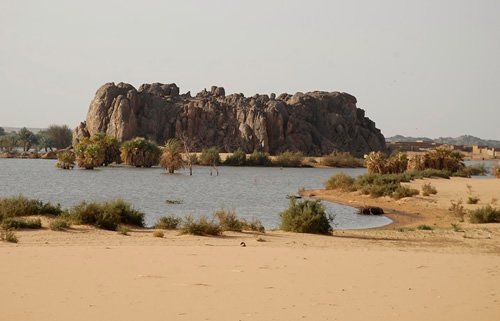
[160,139,184,173]
[386,152,408,174]
[56,151,75,169]
[120,137,160,168]
[75,137,105,169]
[365,151,386,174]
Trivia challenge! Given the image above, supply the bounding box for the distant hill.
[387,135,500,148]
[0,126,44,134]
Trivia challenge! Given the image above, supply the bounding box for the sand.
[1,177,500,321]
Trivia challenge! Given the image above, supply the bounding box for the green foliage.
[246,151,272,166]
[1,217,42,230]
[90,133,122,166]
[50,218,70,231]
[273,151,304,167]
[180,215,222,236]
[320,152,364,168]
[154,215,181,230]
[241,217,265,233]
[325,173,356,192]
[121,137,161,167]
[279,198,333,234]
[421,183,438,196]
[199,147,221,166]
[0,132,19,152]
[117,225,130,235]
[469,205,500,223]
[454,164,488,177]
[18,127,38,152]
[223,149,247,166]
[66,199,144,231]
[0,195,62,221]
[0,127,5,136]
[214,209,243,232]
[0,229,18,243]
[391,186,419,200]
[56,151,75,169]
[75,137,105,169]
[45,125,73,149]
[160,139,184,173]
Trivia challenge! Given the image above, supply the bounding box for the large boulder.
[75,82,386,156]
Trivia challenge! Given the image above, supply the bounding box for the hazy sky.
[1,0,499,139]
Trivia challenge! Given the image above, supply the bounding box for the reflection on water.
[0,159,392,229]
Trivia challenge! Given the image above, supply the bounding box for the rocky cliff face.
[75,82,386,156]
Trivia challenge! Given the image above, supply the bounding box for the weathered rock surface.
[75,82,386,155]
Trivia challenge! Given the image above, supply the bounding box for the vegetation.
[320,152,364,168]
[469,205,500,223]
[180,215,222,236]
[467,196,480,205]
[121,137,161,167]
[0,229,18,243]
[449,200,466,222]
[325,173,356,192]
[160,139,184,173]
[154,215,181,230]
[153,230,164,238]
[75,137,105,169]
[454,163,488,177]
[246,150,272,166]
[56,151,75,169]
[493,164,500,178]
[1,217,42,230]
[223,149,247,166]
[90,133,122,166]
[421,183,437,196]
[0,132,19,152]
[117,225,130,235]
[214,209,243,232]
[279,198,333,234]
[242,217,265,233]
[0,126,5,136]
[17,127,38,152]
[50,218,70,231]
[198,147,221,166]
[0,195,62,221]
[417,224,433,231]
[65,199,144,231]
[45,125,73,150]
[273,151,304,167]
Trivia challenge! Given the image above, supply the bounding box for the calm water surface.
[0,159,392,229]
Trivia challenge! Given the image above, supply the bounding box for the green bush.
[224,149,247,166]
[0,229,18,243]
[74,137,105,169]
[421,183,438,196]
[117,225,130,235]
[214,209,243,232]
[50,218,70,231]
[246,151,272,166]
[0,195,62,221]
[1,217,42,230]
[469,205,500,223]
[454,164,487,177]
[154,215,181,230]
[320,152,364,168]
[120,137,160,168]
[66,199,144,231]
[325,173,356,191]
[279,198,333,234]
[241,217,265,233]
[180,215,222,236]
[198,147,221,166]
[56,151,75,169]
[273,151,304,167]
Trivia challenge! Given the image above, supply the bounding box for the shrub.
[90,133,122,166]
[153,230,164,238]
[449,200,466,222]
[454,164,487,177]
[467,196,480,204]
[160,139,184,173]
[50,218,70,231]
[198,147,221,166]
[120,137,161,167]
[67,199,144,231]
[1,217,42,230]
[241,217,265,233]
[417,224,433,230]
[56,151,75,169]
[320,152,364,168]
[0,195,62,221]
[279,198,333,234]
[273,151,304,167]
[180,215,222,236]
[223,149,247,166]
[469,205,500,223]
[325,173,356,191]
[246,151,272,166]
[493,164,500,178]
[154,215,181,230]
[421,183,438,196]
[214,209,243,232]
[117,225,130,235]
[74,137,105,169]
[0,229,18,243]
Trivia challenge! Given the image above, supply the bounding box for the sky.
[0,0,499,139]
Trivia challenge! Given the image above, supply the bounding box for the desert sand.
[1,177,499,321]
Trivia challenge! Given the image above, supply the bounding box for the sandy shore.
[1,176,500,321]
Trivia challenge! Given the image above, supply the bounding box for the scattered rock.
[358,207,385,215]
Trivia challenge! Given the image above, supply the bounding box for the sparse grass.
[493,164,500,178]
[449,200,466,222]
[421,183,438,196]
[50,218,70,231]
[180,215,222,236]
[469,205,500,223]
[451,223,463,232]
[241,217,265,233]
[66,199,144,231]
[0,229,18,243]
[273,151,304,167]
[0,195,62,221]
[215,209,243,232]
[246,151,272,166]
[320,152,364,168]
[117,225,130,235]
[279,198,333,235]
[154,215,181,230]
[417,224,433,231]
[1,217,42,230]
[153,230,164,238]
[325,173,356,192]
[467,196,480,204]
[256,236,266,242]
[454,164,488,177]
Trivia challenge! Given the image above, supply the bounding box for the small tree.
[199,147,221,166]
[56,151,75,169]
[279,198,333,234]
[0,127,5,136]
[91,133,121,166]
[18,127,38,152]
[120,137,160,167]
[160,139,184,173]
[0,133,19,152]
[46,125,73,149]
[224,149,247,166]
[75,137,105,169]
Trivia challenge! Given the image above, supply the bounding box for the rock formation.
[75,82,386,156]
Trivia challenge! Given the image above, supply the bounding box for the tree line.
[0,125,72,152]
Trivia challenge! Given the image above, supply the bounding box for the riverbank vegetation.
[279,198,333,234]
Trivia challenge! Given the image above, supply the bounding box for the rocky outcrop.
[75,82,386,156]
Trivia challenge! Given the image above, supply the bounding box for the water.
[0,159,391,229]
